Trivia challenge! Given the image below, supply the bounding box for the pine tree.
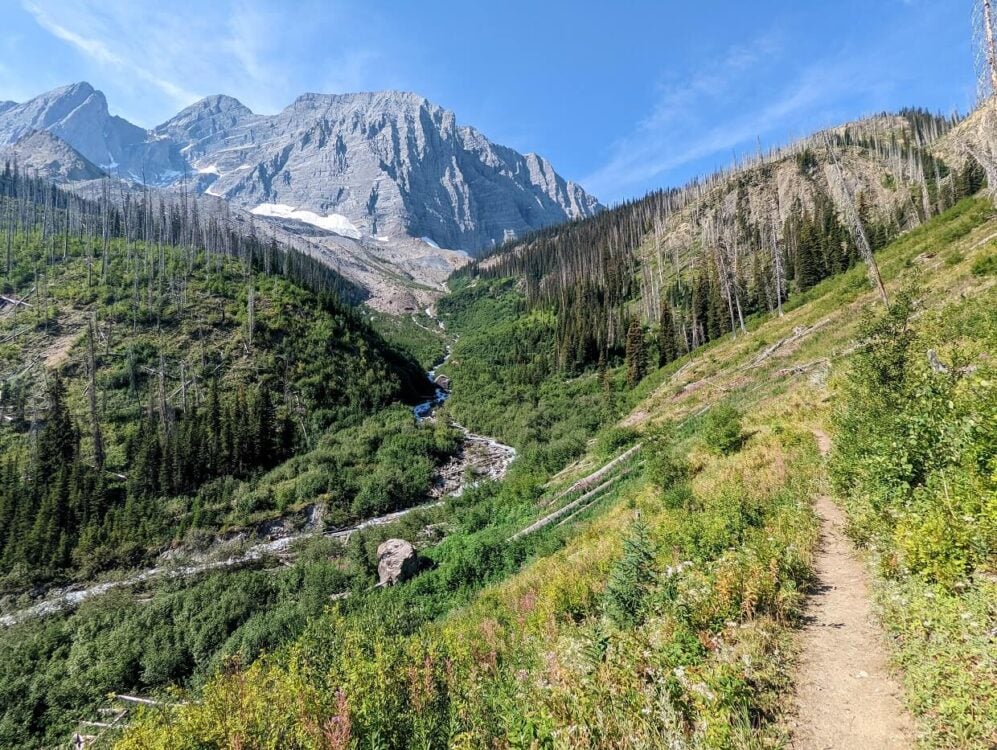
[604,520,656,627]
[795,217,822,292]
[35,374,78,485]
[657,303,678,367]
[624,316,646,387]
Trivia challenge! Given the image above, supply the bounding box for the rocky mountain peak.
[0,130,105,181]
[2,81,603,309]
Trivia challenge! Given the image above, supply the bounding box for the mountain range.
[0,82,602,310]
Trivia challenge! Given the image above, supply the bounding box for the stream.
[1,341,516,627]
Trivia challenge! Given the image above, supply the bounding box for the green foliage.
[604,519,656,627]
[595,426,639,457]
[115,424,821,749]
[447,129,967,378]
[437,279,624,471]
[624,315,647,387]
[831,286,996,747]
[701,403,745,455]
[970,251,997,277]
[642,423,689,492]
[796,148,819,174]
[370,310,447,370]
[0,218,428,590]
[657,303,680,367]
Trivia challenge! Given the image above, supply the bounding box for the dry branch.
[509,475,623,542]
[541,444,642,508]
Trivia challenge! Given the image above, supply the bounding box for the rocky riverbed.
[1,341,516,627]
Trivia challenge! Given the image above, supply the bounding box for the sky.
[0,0,978,204]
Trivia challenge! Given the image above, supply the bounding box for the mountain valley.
[0,9,995,749]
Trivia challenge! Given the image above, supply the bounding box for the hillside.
[0,83,603,311]
[104,187,995,749]
[0,166,457,592]
[464,108,979,372]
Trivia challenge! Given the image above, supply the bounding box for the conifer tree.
[657,303,678,367]
[605,520,656,627]
[624,316,646,387]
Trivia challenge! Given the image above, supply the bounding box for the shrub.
[643,424,689,489]
[970,252,997,276]
[596,426,640,457]
[701,403,744,455]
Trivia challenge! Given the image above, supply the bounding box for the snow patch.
[251,203,361,239]
[421,236,441,249]
[196,163,221,175]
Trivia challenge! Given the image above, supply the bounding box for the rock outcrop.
[156,90,602,254]
[0,130,104,182]
[0,82,185,181]
[376,538,421,586]
[0,82,603,308]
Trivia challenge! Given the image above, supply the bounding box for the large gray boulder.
[376,538,420,586]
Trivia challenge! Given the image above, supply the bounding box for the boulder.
[434,374,452,391]
[376,539,420,586]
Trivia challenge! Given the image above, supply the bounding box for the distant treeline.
[454,109,983,374]
[1,161,366,305]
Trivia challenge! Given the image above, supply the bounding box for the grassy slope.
[117,198,995,748]
[0,234,432,569]
[0,233,465,747]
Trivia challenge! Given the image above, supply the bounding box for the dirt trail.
[789,429,915,749]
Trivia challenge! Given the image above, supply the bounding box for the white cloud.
[19,0,389,124]
[583,35,897,201]
[21,0,199,107]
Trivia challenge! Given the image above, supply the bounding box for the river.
[1,344,516,627]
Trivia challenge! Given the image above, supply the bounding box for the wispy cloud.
[20,0,389,123]
[583,34,897,201]
[22,1,199,106]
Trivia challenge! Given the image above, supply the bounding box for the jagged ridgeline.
[0,165,426,588]
[455,109,985,372]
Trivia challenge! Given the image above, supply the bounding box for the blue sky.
[0,0,977,203]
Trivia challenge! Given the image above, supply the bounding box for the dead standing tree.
[822,134,889,306]
[974,0,997,103]
[703,203,747,337]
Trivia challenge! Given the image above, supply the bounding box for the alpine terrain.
[0,4,994,750]
[0,82,602,311]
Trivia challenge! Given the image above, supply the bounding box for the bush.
[604,520,656,627]
[596,426,640,457]
[643,424,688,489]
[701,403,744,455]
[970,252,997,276]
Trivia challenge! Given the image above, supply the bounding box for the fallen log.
[556,470,633,528]
[748,318,829,368]
[0,294,32,308]
[509,475,622,542]
[775,358,830,377]
[540,444,641,508]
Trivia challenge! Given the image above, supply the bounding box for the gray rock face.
[376,538,421,586]
[156,90,602,254]
[1,83,601,255]
[0,130,104,182]
[0,82,185,182]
